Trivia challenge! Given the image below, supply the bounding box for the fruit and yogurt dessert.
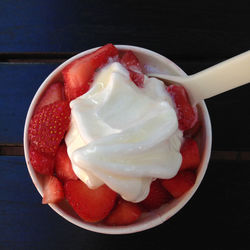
[28,44,201,226]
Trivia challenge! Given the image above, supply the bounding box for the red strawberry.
[120,50,144,87]
[180,139,200,171]
[184,120,201,138]
[62,43,118,101]
[29,145,54,175]
[161,170,196,198]
[140,179,173,210]
[28,101,71,156]
[167,85,197,131]
[55,143,78,182]
[35,82,64,112]
[104,199,141,226]
[42,176,64,204]
[64,180,117,222]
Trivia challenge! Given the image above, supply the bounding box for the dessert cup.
[24,45,212,234]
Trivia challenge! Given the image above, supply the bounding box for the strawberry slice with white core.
[64,180,117,222]
[42,176,64,204]
[180,138,200,171]
[161,170,196,198]
[140,179,173,210]
[55,143,78,182]
[183,120,201,138]
[35,82,65,112]
[120,50,144,87]
[62,43,118,101]
[104,199,142,226]
[167,85,198,131]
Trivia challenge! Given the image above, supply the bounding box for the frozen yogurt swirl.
[65,62,183,202]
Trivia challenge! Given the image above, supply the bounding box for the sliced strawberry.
[62,43,118,101]
[120,50,144,87]
[180,138,200,171]
[184,120,201,138]
[167,85,197,131]
[104,199,141,226]
[64,180,117,222]
[28,101,71,156]
[42,176,64,204]
[55,143,78,182]
[140,179,173,210]
[161,170,196,198]
[29,145,54,175]
[35,82,64,112]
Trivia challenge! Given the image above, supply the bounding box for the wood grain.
[0,52,73,63]
[0,0,249,58]
[0,145,23,156]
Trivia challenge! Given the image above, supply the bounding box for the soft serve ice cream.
[65,62,183,202]
[27,44,201,227]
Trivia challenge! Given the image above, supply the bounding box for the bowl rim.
[23,45,212,234]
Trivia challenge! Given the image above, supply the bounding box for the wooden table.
[0,1,249,249]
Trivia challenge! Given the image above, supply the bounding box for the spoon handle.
[185,50,250,105]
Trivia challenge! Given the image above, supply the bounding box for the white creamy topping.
[65,62,183,202]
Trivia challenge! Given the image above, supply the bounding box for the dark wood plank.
[0,52,73,63]
[0,145,23,156]
[0,63,60,144]
[206,85,250,151]
[0,0,249,59]
[0,156,249,249]
[1,62,249,150]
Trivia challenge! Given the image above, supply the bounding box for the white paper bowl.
[24,45,212,234]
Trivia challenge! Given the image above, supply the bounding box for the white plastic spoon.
[148,51,250,105]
